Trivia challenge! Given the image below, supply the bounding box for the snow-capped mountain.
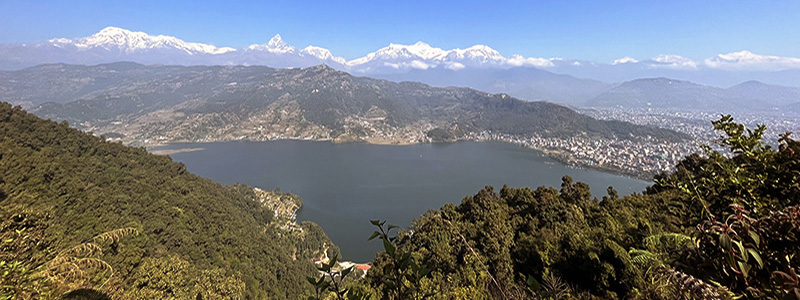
[346,41,541,73]
[0,27,348,69]
[0,27,560,73]
[300,46,347,64]
[1,26,800,88]
[244,34,296,54]
[350,42,446,63]
[0,27,244,68]
[234,34,348,68]
[49,26,236,55]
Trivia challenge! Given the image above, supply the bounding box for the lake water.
[152,140,650,262]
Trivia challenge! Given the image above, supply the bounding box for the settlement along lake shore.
[147,130,695,181]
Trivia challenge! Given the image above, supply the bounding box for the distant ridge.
[0,63,687,146]
[2,26,800,88]
[587,78,800,111]
[726,80,800,107]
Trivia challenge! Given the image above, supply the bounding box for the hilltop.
[0,102,336,299]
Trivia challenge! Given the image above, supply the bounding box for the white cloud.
[382,60,432,70]
[409,60,431,70]
[704,50,800,71]
[506,55,555,67]
[647,54,698,69]
[383,62,402,69]
[445,62,465,70]
[613,56,639,65]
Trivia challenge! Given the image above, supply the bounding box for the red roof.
[356,264,371,271]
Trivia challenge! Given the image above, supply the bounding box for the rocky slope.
[7,63,688,146]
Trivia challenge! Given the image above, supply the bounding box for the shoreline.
[145,137,656,182]
[149,147,206,155]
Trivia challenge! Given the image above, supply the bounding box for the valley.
[2,5,800,299]
[2,63,690,179]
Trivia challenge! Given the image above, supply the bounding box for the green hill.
[0,63,687,145]
[0,102,335,299]
[347,116,800,300]
[5,98,798,299]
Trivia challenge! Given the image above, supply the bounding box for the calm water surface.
[153,140,650,261]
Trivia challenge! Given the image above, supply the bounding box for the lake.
[152,140,651,262]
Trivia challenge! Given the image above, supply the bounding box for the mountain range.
[2,61,798,122]
[588,78,800,111]
[2,27,800,88]
[0,62,686,147]
[0,27,798,121]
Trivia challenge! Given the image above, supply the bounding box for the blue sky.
[1,0,798,62]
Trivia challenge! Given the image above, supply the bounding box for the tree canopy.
[2,101,797,299]
[0,102,335,299]
[347,115,799,300]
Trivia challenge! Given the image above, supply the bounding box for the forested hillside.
[327,116,800,299]
[3,98,798,299]
[0,102,336,299]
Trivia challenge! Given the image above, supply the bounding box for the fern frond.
[59,242,103,258]
[629,249,661,269]
[45,261,86,284]
[643,233,695,252]
[92,227,139,244]
[47,255,77,268]
[74,258,113,273]
[657,266,725,300]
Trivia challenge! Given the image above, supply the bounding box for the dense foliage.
[0,102,336,299]
[342,115,799,299]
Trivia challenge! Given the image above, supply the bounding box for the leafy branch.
[306,254,353,300]
[368,220,432,300]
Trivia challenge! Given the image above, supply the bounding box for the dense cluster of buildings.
[476,132,700,178]
[581,107,800,146]
[253,188,304,232]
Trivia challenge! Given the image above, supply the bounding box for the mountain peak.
[245,34,295,54]
[736,80,765,86]
[267,34,286,48]
[301,46,347,64]
[412,41,431,47]
[49,26,236,55]
[358,41,447,62]
[95,26,133,36]
[449,45,504,63]
[463,44,494,51]
[306,64,335,71]
[618,78,709,90]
